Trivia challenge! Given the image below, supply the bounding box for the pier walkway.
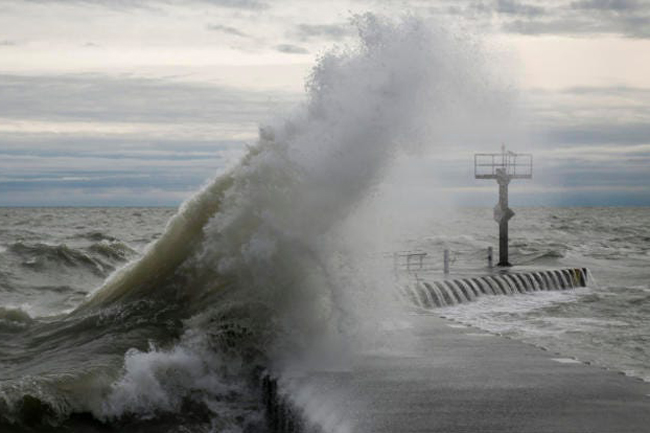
[270,312,650,433]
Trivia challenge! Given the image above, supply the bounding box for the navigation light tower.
[474,146,532,267]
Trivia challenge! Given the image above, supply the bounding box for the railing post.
[487,246,493,268]
[443,249,450,275]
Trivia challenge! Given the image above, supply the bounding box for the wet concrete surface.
[278,313,650,433]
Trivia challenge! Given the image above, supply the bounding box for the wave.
[512,249,565,265]
[9,242,108,275]
[0,14,514,431]
[78,231,119,242]
[87,240,137,262]
[0,307,33,331]
[5,240,135,279]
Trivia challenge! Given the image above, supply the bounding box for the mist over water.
[0,14,519,432]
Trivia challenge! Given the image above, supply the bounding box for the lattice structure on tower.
[474,150,533,180]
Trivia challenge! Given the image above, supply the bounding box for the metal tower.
[474,146,532,267]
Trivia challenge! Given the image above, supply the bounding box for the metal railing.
[388,247,494,275]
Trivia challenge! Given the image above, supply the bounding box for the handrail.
[388,247,495,274]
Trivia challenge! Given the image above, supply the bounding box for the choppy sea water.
[1,206,648,432]
[408,206,650,382]
[0,207,270,432]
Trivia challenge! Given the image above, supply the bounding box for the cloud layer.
[1,1,649,206]
[0,73,299,205]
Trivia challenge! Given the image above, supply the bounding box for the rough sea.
[0,206,648,432]
[2,14,648,433]
[409,206,650,383]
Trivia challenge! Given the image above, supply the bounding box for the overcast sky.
[1,0,649,206]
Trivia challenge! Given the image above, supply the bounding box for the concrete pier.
[267,313,650,433]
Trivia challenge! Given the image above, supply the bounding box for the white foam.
[551,358,582,364]
[439,288,590,336]
[97,333,252,428]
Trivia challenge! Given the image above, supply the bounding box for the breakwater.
[261,311,650,433]
[261,268,593,433]
[401,268,587,309]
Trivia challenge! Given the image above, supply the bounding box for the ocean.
[0,206,648,432]
[2,14,648,433]
[0,206,269,432]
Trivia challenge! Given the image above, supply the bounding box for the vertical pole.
[444,249,450,275]
[487,246,493,268]
[497,178,512,267]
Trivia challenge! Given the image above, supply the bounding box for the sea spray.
[0,14,516,431]
[85,11,512,348]
[101,13,513,422]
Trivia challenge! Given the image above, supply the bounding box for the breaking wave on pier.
[0,14,512,432]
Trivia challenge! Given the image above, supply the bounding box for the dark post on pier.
[475,146,532,267]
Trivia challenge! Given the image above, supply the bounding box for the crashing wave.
[0,14,513,431]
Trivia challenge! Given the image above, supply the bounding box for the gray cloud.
[503,17,606,35]
[0,73,298,123]
[503,16,650,38]
[22,0,268,10]
[275,44,309,54]
[495,0,545,17]
[206,23,250,37]
[200,0,267,8]
[440,0,650,38]
[294,23,353,41]
[563,85,650,97]
[528,86,650,146]
[503,0,650,37]
[0,134,247,206]
[0,72,296,206]
[442,0,545,17]
[543,122,650,146]
[570,0,645,11]
[0,72,300,205]
[515,84,650,206]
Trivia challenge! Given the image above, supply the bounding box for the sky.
[0,0,649,207]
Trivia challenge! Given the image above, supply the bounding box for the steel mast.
[474,146,532,267]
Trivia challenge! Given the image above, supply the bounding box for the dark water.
[0,208,174,316]
[0,207,266,433]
